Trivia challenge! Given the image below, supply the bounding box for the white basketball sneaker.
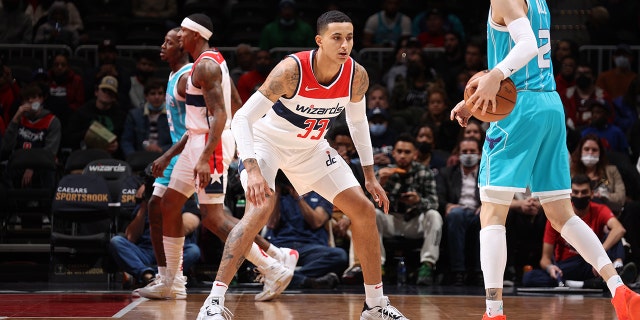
[197,295,233,320]
[278,247,299,271]
[360,296,409,320]
[137,275,187,300]
[254,262,294,301]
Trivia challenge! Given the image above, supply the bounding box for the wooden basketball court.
[0,292,621,319]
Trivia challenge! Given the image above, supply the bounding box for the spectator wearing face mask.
[1,83,60,189]
[596,44,637,99]
[436,137,483,286]
[368,107,396,169]
[120,78,170,158]
[570,133,626,215]
[581,99,629,155]
[259,0,315,50]
[560,61,612,132]
[522,174,635,289]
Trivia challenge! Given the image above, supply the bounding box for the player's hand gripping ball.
[464,70,517,122]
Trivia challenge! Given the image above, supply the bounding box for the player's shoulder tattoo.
[260,57,299,99]
[352,63,370,98]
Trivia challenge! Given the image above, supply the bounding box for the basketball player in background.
[450,0,640,319]
[197,10,408,320]
[139,14,298,302]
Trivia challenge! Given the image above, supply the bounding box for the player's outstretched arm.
[345,63,389,213]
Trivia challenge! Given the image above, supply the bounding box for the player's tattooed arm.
[258,57,299,102]
[351,62,370,102]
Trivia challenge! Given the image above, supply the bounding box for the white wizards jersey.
[185,50,232,134]
[253,50,355,149]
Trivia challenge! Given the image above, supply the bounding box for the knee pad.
[480,187,515,205]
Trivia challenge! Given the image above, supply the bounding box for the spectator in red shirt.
[236,50,272,103]
[47,53,85,125]
[522,174,634,288]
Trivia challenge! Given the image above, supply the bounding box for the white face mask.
[459,154,480,167]
[581,154,599,166]
[30,101,41,111]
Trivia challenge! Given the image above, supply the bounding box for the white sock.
[163,236,184,283]
[245,242,278,268]
[266,244,283,262]
[158,266,166,278]
[607,275,624,297]
[480,225,507,289]
[364,282,384,307]
[485,300,504,317]
[560,216,612,273]
[210,281,228,297]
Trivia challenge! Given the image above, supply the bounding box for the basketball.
[463,70,517,122]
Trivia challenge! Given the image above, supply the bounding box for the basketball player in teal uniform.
[450,0,640,319]
[133,27,193,298]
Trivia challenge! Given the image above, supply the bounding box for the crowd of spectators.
[1,0,639,288]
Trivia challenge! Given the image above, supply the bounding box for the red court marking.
[0,293,134,317]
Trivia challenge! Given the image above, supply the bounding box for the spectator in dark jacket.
[120,78,170,158]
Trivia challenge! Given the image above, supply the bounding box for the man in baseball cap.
[98,75,118,95]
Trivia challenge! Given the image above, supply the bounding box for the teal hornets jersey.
[487,0,555,91]
[165,63,193,144]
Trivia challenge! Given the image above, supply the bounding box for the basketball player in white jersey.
[450,0,640,319]
[139,14,298,302]
[197,11,408,320]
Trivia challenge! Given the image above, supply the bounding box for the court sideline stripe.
[112,297,146,318]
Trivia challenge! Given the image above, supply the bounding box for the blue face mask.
[369,123,387,136]
[146,102,165,113]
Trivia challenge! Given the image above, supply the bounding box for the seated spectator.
[570,133,626,215]
[554,55,577,101]
[596,44,637,99]
[129,51,159,110]
[436,137,482,286]
[612,78,639,135]
[229,44,254,85]
[131,0,177,20]
[368,107,396,169]
[433,31,466,101]
[376,134,442,285]
[382,37,423,95]
[0,83,60,189]
[505,191,546,285]
[551,39,579,77]
[264,171,346,289]
[420,87,460,153]
[522,174,636,288]
[560,61,611,131]
[415,8,447,48]
[259,0,315,50]
[412,5,465,43]
[0,0,32,43]
[84,39,132,109]
[109,181,200,289]
[46,53,84,126]
[236,50,272,103]
[445,119,485,168]
[64,75,125,157]
[33,1,79,47]
[413,122,448,171]
[362,0,411,48]
[581,99,629,154]
[120,78,170,158]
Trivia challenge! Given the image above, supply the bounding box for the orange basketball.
[463,70,517,122]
